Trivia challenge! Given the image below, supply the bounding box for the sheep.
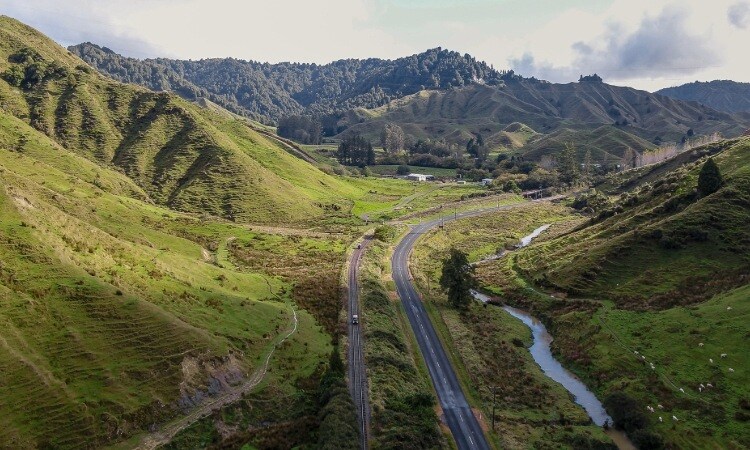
[699,387,703,393]
[721,353,727,358]
[650,362,656,370]
[657,404,664,409]
[700,383,705,389]
[698,342,704,347]
[729,368,735,373]
[634,350,639,355]
[679,388,685,394]
[641,355,646,361]
[709,358,714,364]
[707,383,714,388]
[672,415,679,421]
[659,416,663,422]
[647,406,655,413]
[727,306,732,311]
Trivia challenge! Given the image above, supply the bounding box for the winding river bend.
[475,225,635,449]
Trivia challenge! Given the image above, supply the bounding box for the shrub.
[603,392,647,433]
[396,164,411,175]
[630,429,665,450]
[698,158,722,195]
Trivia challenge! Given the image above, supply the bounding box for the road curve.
[348,238,371,449]
[392,202,542,450]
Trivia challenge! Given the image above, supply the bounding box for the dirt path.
[245,224,345,238]
[133,306,299,450]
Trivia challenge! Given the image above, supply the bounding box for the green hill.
[0,16,370,225]
[69,42,504,122]
[521,125,656,162]
[333,81,747,154]
[0,106,336,447]
[658,80,750,114]
[518,138,750,306]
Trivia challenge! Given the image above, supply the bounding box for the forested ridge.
[70,42,507,123]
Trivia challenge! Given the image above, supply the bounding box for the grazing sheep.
[673,415,679,421]
[709,358,714,364]
[707,383,714,388]
[699,387,703,393]
[729,368,735,373]
[658,404,664,409]
[647,406,655,413]
[721,353,727,358]
[727,306,732,311]
[650,363,655,370]
[700,383,705,389]
[699,342,704,347]
[679,388,685,394]
[659,416,663,422]
[634,350,639,355]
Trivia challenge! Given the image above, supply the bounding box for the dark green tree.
[557,143,579,184]
[603,392,647,433]
[336,134,374,166]
[697,158,722,195]
[439,248,475,309]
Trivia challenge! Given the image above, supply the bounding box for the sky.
[2,0,750,91]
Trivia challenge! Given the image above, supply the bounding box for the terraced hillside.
[0,106,337,447]
[658,80,750,114]
[335,81,748,155]
[0,16,374,225]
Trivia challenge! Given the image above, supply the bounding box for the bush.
[373,225,397,241]
[698,158,722,195]
[630,429,665,450]
[396,164,411,175]
[603,392,647,433]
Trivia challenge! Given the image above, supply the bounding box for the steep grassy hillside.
[0,108,339,448]
[521,125,656,164]
[335,81,747,152]
[0,16,388,225]
[473,138,750,448]
[658,80,750,114]
[518,138,750,307]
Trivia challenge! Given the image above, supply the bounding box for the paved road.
[392,202,549,450]
[347,238,371,449]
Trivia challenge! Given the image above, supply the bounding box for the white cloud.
[2,0,750,91]
[728,1,750,28]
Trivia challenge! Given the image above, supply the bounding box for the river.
[473,224,635,449]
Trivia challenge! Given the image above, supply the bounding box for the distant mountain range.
[69,42,506,123]
[333,80,746,159]
[70,43,749,158]
[657,80,750,114]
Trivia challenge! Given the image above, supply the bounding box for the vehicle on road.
[352,314,359,324]
[357,243,362,249]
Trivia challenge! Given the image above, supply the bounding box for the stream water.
[473,225,635,449]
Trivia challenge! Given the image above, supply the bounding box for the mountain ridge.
[657,79,750,114]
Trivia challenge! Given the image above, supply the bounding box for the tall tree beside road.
[440,248,475,310]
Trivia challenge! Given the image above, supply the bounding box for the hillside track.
[347,238,371,449]
[133,306,299,450]
[391,197,561,449]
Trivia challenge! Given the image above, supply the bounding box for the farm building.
[406,173,434,182]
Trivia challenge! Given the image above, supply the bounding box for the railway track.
[347,238,371,449]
